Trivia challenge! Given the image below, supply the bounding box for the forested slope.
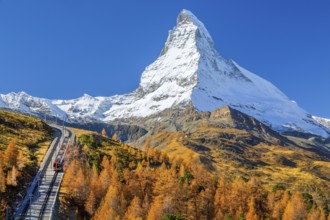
[59,130,330,220]
[0,110,53,218]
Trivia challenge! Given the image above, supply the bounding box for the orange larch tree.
[101,128,107,137]
[85,190,97,216]
[123,196,143,220]
[4,141,18,168]
[283,192,307,220]
[0,166,6,192]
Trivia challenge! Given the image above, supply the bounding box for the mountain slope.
[58,125,330,220]
[135,105,291,148]
[0,109,53,218]
[138,106,330,197]
[52,94,112,122]
[0,10,328,138]
[0,92,67,119]
[313,116,330,130]
[0,96,5,108]
[99,9,327,137]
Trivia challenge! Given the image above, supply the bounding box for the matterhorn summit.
[0,10,329,137]
[101,9,328,137]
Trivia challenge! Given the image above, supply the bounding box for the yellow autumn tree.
[280,191,291,213]
[101,128,107,137]
[147,197,164,220]
[63,160,88,207]
[101,156,112,175]
[229,179,248,216]
[6,166,19,186]
[94,185,122,219]
[89,163,99,186]
[94,206,120,220]
[307,205,326,220]
[283,192,307,220]
[96,168,110,199]
[16,150,25,170]
[4,141,18,167]
[123,196,143,220]
[214,177,229,218]
[73,166,89,206]
[85,190,97,216]
[0,167,6,192]
[112,133,118,141]
[246,197,258,220]
[268,192,282,219]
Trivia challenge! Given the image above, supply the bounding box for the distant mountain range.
[0,10,329,138]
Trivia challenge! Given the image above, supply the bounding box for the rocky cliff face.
[69,122,147,143]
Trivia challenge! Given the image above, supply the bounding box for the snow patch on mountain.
[312,116,330,131]
[0,95,5,108]
[1,92,67,119]
[53,94,112,122]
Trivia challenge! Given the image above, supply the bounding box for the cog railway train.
[52,136,69,171]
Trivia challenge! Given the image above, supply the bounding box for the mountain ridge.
[313,116,330,131]
[0,9,329,138]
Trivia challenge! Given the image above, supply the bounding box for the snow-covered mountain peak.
[0,9,329,138]
[81,93,94,100]
[104,10,329,137]
[5,91,29,99]
[140,10,224,99]
[177,9,198,24]
[159,10,213,57]
[0,91,67,119]
[176,9,214,46]
[17,91,28,96]
[137,10,255,113]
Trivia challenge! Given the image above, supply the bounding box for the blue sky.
[0,1,329,118]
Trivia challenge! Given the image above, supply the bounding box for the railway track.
[37,171,58,220]
[37,131,72,219]
[13,125,75,220]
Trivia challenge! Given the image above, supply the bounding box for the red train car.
[53,159,63,171]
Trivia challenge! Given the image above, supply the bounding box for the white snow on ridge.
[0,95,5,108]
[0,92,67,119]
[0,9,328,138]
[53,94,113,121]
[313,116,330,131]
[103,9,329,137]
